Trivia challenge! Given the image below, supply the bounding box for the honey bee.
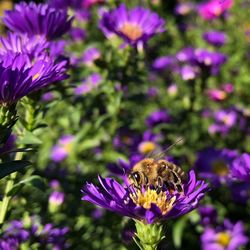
[127,158,187,193]
[127,139,187,193]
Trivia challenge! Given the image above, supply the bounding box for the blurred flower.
[147,87,159,97]
[3,2,73,40]
[208,108,245,135]
[201,219,248,250]
[82,0,105,9]
[198,0,233,20]
[70,27,86,41]
[75,73,102,95]
[206,88,227,102]
[167,84,178,96]
[51,135,75,162]
[175,2,195,16]
[231,153,250,181]
[198,205,218,226]
[0,52,67,105]
[82,47,101,66]
[121,227,135,245]
[47,0,82,9]
[49,179,61,190]
[180,65,199,80]
[152,55,176,71]
[203,30,228,47]
[146,109,171,128]
[49,191,64,213]
[91,208,104,219]
[99,4,165,48]
[230,182,250,204]
[221,83,234,93]
[195,148,238,186]
[82,170,208,224]
[41,92,55,102]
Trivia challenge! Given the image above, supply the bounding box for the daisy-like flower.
[198,0,233,21]
[99,4,165,48]
[201,219,248,250]
[50,135,75,162]
[146,109,171,128]
[3,2,73,40]
[194,148,238,186]
[203,31,228,47]
[0,52,67,105]
[82,170,208,224]
[231,153,250,182]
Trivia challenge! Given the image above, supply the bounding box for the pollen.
[130,188,176,215]
[63,142,73,153]
[216,232,231,247]
[212,160,229,176]
[119,22,143,41]
[138,141,157,155]
[32,73,40,81]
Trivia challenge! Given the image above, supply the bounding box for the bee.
[127,158,187,193]
[127,139,187,193]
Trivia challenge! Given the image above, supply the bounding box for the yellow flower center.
[212,160,229,176]
[130,188,176,215]
[63,142,73,153]
[119,22,143,41]
[32,73,40,81]
[216,232,231,247]
[138,141,157,155]
[222,115,232,125]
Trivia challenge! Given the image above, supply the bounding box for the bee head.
[128,171,142,187]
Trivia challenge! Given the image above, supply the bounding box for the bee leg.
[156,177,163,194]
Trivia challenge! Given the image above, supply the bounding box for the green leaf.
[173,216,188,248]
[18,131,42,145]
[7,175,46,196]
[0,160,31,180]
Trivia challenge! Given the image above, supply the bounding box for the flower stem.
[134,220,166,250]
[0,151,23,225]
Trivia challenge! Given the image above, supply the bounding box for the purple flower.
[82,47,101,66]
[199,205,218,226]
[51,135,75,162]
[180,65,199,81]
[82,0,105,9]
[146,109,171,128]
[195,148,238,186]
[152,55,176,71]
[230,182,250,204]
[75,73,102,95]
[175,2,195,16]
[0,134,16,155]
[47,0,82,9]
[208,108,245,136]
[82,170,209,224]
[0,237,19,250]
[70,27,86,41]
[203,31,228,47]
[231,153,250,181]
[99,4,165,48]
[3,2,73,40]
[0,52,67,105]
[206,88,227,102]
[201,219,248,250]
[49,191,65,206]
[198,0,233,20]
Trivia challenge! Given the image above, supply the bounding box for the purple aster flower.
[201,219,248,250]
[0,134,16,155]
[82,47,101,66]
[147,87,159,97]
[198,0,233,20]
[180,65,200,81]
[49,191,65,206]
[195,148,238,186]
[50,135,75,162]
[0,52,67,105]
[3,2,73,40]
[194,48,227,75]
[0,237,19,250]
[0,32,48,58]
[176,47,196,63]
[198,205,218,226]
[70,27,86,42]
[82,170,209,224]
[175,2,195,16]
[208,108,245,136]
[206,88,227,102]
[99,4,165,48]
[152,55,176,71]
[75,73,102,95]
[146,109,171,128]
[47,0,82,9]
[4,220,30,242]
[41,91,55,102]
[91,208,104,220]
[231,153,250,181]
[167,84,178,96]
[203,31,228,47]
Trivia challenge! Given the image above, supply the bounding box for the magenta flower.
[3,2,73,40]
[99,4,165,48]
[50,135,75,162]
[201,219,248,250]
[82,170,208,224]
[198,0,233,20]
[231,153,250,182]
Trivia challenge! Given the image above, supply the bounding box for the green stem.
[0,151,23,225]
